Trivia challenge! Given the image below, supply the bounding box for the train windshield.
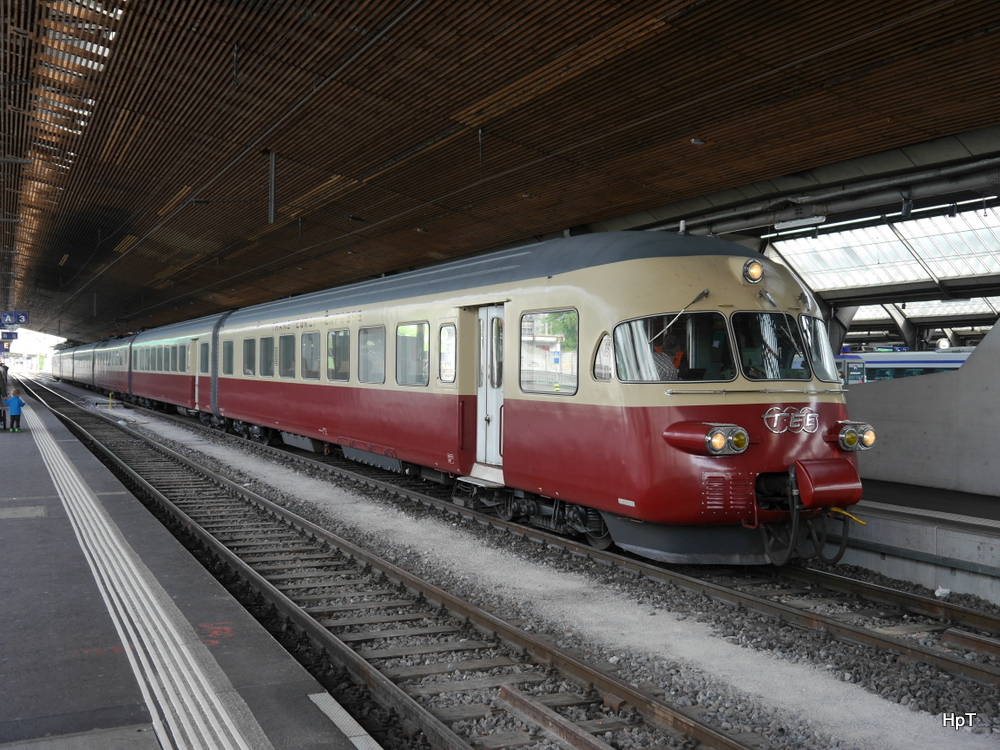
[614,311,734,382]
[731,312,811,380]
[799,315,840,382]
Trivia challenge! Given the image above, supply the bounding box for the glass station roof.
[851,298,1000,321]
[767,202,1000,323]
[771,203,1000,291]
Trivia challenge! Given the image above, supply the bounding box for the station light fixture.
[774,215,826,230]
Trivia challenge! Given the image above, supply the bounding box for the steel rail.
[31,376,1000,684]
[775,566,1000,636]
[114,395,1000,687]
[19,380,473,750]
[161,409,1000,687]
[24,378,759,750]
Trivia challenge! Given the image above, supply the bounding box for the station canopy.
[766,201,1000,343]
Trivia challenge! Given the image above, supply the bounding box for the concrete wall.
[846,327,1000,496]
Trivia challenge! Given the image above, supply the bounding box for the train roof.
[226,232,759,325]
[130,314,224,343]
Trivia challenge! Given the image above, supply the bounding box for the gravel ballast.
[122,413,1000,749]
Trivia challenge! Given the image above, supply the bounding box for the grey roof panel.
[225,233,757,325]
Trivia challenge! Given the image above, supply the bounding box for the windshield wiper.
[648,289,710,343]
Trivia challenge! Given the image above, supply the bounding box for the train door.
[477,305,504,466]
[193,337,203,410]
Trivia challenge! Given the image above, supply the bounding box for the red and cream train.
[53,232,875,565]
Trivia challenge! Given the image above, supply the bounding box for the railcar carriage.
[53,232,875,565]
[130,316,220,412]
[64,342,98,387]
[51,347,70,380]
[93,337,134,396]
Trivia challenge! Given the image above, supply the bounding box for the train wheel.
[585,531,615,550]
[495,497,515,522]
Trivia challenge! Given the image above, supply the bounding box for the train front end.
[602,251,875,565]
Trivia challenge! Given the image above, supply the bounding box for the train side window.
[327,329,350,381]
[359,326,385,384]
[520,309,578,395]
[222,340,234,375]
[615,312,733,382]
[439,324,456,383]
[279,334,295,378]
[200,343,210,374]
[396,321,429,386]
[170,346,178,372]
[301,332,320,380]
[156,346,164,372]
[243,339,256,376]
[179,345,187,373]
[260,337,275,377]
[490,316,503,388]
[799,315,839,382]
[593,334,613,380]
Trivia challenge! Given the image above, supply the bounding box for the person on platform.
[5,389,25,432]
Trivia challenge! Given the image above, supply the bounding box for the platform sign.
[1,331,17,340]
[1,310,29,328]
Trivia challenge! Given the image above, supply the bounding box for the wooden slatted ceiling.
[3,0,1000,342]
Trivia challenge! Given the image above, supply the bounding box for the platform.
[843,479,1000,605]
[0,397,380,749]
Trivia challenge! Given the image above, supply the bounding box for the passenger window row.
[134,344,187,373]
[219,323,457,386]
[95,349,126,368]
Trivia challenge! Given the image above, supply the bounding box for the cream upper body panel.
[213,246,841,408]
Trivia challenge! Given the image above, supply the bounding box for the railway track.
[22,377,760,750]
[54,378,1000,691]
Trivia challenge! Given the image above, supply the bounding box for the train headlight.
[705,425,750,455]
[861,426,877,448]
[743,259,764,284]
[730,429,749,451]
[840,427,859,449]
[838,423,876,451]
[664,422,751,455]
[708,430,728,453]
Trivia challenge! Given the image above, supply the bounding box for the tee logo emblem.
[763,406,819,434]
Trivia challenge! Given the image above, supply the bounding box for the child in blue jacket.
[5,389,24,432]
